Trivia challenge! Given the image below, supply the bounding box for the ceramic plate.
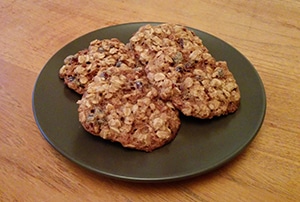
[32,22,266,182]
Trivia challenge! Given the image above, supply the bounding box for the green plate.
[32,22,266,182]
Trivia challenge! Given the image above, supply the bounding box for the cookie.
[130,24,240,119]
[77,65,180,152]
[146,47,240,119]
[59,38,135,94]
[129,23,208,65]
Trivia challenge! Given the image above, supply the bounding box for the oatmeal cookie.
[59,38,135,94]
[146,47,240,119]
[129,23,208,65]
[129,23,240,119]
[77,65,180,152]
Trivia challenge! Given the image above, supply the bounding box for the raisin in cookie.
[146,47,240,119]
[77,65,180,152]
[59,38,135,94]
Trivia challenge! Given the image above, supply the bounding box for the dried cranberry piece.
[135,81,143,89]
[99,72,108,79]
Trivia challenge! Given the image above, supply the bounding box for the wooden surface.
[1,0,299,201]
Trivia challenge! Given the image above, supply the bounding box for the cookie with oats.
[146,47,240,119]
[77,65,180,152]
[129,23,240,119]
[129,23,208,65]
[59,38,135,94]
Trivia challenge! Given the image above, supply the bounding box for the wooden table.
[1,0,299,201]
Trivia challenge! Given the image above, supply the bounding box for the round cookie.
[146,47,240,119]
[129,23,208,65]
[59,38,135,94]
[129,23,240,119]
[77,65,181,152]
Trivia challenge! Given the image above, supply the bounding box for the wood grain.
[1,0,299,201]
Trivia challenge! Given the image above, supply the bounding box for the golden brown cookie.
[77,65,180,152]
[130,24,240,119]
[129,23,208,65]
[145,46,240,119]
[59,38,135,94]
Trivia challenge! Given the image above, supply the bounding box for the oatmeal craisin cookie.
[59,38,135,94]
[129,23,208,65]
[77,65,180,152]
[146,47,240,119]
[130,24,240,119]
